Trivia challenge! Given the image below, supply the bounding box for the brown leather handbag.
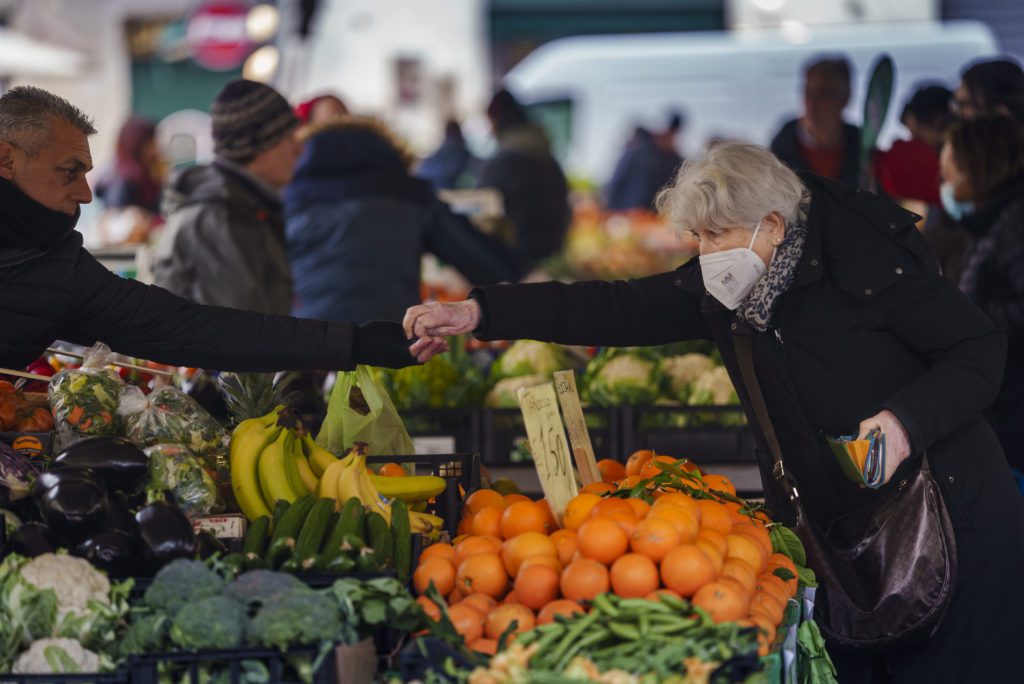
[734,335,958,649]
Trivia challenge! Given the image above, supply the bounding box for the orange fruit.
[590,497,635,520]
[617,475,644,491]
[756,573,792,604]
[652,492,702,524]
[457,514,474,536]
[610,553,660,598]
[660,544,718,597]
[461,593,498,614]
[414,557,456,597]
[448,603,486,643]
[538,499,559,531]
[500,500,550,538]
[697,528,729,556]
[378,463,407,477]
[639,455,678,479]
[485,604,535,640]
[649,506,699,543]
[750,591,786,625]
[701,474,737,497]
[514,564,561,610]
[519,555,563,574]
[576,516,630,565]
[502,590,519,605]
[504,493,532,505]
[537,599,585,625]
[766,554,799,595]
[625,498,651,519]
[449,587,466,604]
[581,481,617,495]
[420,543,456,564]
[455,536,503,568]
[692,581,750,623]
[695,539,725,574]
[722,558,757,594]
[597,459,627,484]
[737,617,776,657]
[625,450,656,477]
[560,558,610,603]
[456,553,509,599]
[471,507,504,538]
[646,588,683,603]
[606,508,640,537]
[550,529,578,566]
[725,533,768,573]
[732,523,772,556]
[562,493,602,531]
[630,517,680,562]
[416,595,442,621]
[695,500,733,536]
[722,501,751,527]
[501,531,557,577]
[469,638,498,656]
[464,489,507,515]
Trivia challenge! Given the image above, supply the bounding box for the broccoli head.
[224,570,308,609]
[143,560,225,616]
[118,613,169,657]
[246,589,341,651]
[170,596,246,651]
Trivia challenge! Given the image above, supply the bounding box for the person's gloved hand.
[352,321,449,369]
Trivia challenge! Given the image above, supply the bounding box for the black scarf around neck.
[0,177,79,252]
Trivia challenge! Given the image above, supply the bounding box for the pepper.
[77,530,138,579]
[53,437,149,498]
[135,500,197,571]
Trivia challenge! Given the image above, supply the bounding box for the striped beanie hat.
[211,80,298,163]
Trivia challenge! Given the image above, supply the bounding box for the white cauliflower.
[662,353,716,395]
[485,375,549,408]
[12,638,100,674]
[689,366,738,405]
[587,354,659,405]
[19,554,110,623]
[493,341,568,378]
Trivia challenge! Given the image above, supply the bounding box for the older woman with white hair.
[405,141,1023,681]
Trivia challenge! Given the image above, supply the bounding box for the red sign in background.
[186,1,253,71]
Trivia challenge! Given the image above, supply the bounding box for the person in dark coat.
[153,80,302,315]
[416,119,480,190]
[283,117,523,324]
[953,57,1024,124]
[478,89,571,266]
[406,141,1024,682]
[771,56,861,187]
[940,116,1024,474]
[605,121,684,212]
[0,86,429,374]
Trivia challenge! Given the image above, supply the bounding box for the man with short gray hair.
[0,85,429,373]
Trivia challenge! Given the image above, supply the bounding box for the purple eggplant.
[53,437,149,497]
[135,501,196,571]
[7,522,54,557]
[32,468,100,500]
[77,530,138,579]
[36,477,109,543]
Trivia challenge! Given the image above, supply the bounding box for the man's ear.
[0,141,15,180]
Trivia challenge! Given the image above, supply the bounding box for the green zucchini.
[391,499,412,582]
[294,498,334,564]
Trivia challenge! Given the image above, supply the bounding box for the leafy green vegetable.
[48,367,122,436]
[797,620,838,684]
[379,339,485,410]
[770,525,808,567]
[329,576,432,645]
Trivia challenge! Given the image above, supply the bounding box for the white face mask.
[699,220,769,310]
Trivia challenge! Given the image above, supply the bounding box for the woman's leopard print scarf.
[736,222,808,332]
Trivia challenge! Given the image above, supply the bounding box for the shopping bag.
[317,365,415,457]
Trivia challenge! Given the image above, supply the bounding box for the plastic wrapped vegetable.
[48,344,122,439]
[146,444,218,517]
[0,439,37,504]
[119,385,228,472]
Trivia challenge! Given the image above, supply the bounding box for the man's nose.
[74,178,93,204]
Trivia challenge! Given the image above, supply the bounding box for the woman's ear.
[767,211,786,246]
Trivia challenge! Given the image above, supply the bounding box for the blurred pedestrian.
[153,80,301,314]
[953,57,1024,124]
[93,116,164,244]
[295,93,349,126]
[416,119,479,190]
[941,116,1024,472]
[606,112,685,212]
[478,89,570,266]
[771,56,861,186]
[284,117,523,324]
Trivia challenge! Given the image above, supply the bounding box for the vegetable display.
[146,444,218,517]
[48,345,123,439]
[379,340,485,411]
[119,385,229,472]
[0,438,37,505]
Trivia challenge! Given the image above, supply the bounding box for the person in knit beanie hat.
[153,80,303,315]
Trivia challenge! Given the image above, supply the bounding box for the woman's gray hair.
[0,86,96,157]
[656,140,810,236]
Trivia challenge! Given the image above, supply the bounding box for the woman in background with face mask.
[405,140,1023,682]
[940,116,1024,478]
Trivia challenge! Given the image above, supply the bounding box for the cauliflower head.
[12,638,101,674]
[19,554,110,623]
[587,354,659,406]
[485,375,549,408]
[493,341,568,378]
[688,366,739,406]
[661,353,716,396]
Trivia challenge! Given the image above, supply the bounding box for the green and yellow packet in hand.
[826,429,887,489]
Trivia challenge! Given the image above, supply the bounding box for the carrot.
[99,411,111,425]
[67,405,85,425]
[80,418,92,430]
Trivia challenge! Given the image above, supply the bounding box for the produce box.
[619,405,754,464]
[481,407,619,466]
[0,674,127,684]
[127,644,338,684]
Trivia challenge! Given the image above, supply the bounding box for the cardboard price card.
[516,383,578,522]
[553,370,602,486]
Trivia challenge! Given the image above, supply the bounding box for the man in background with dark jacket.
[0,85,431,373]
[153,80,300,314]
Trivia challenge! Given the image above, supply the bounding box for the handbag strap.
[733,334,801,503]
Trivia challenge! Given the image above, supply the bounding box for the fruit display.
[0,381,53,433]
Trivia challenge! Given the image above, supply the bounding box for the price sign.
[554,370,602,486]
[516,383,578,522]
[192,514,246,539]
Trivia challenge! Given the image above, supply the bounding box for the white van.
[503,21,999,184]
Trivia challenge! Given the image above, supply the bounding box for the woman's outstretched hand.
[857,409,912,485]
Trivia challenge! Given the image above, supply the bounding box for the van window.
[525,98,573,163]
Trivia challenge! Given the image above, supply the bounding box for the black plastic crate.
[481,407,620,466]
[620,405,754,464]
[0,674,127,684]
[128,645,336,684]
[398,408,481,456]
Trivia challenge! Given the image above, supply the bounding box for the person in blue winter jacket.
[283,117,523,324]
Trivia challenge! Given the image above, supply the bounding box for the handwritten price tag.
[553,370,602,486]
[517,383,578,523]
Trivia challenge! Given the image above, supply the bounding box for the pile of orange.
[413,453,799,657]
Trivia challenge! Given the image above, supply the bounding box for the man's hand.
[857,409,912,485]
[403,300,482,339]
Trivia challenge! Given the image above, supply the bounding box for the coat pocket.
[927,453,974,532]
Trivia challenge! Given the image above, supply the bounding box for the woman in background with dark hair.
[941,115,1024,477]
[94,116,164,244]
[954,57,1024,124]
